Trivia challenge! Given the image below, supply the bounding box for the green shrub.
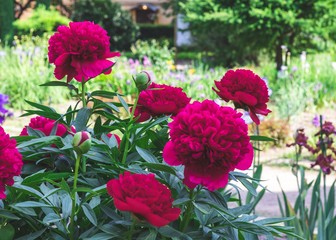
[138,24,174,46]
[0,35,69,110]
[13,6,70,36]
[130,39,174,74]
[71,0,139,51]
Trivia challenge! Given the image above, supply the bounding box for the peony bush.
[0,22,300,239]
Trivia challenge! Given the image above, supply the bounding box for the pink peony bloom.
[134,83,191,122]
[0,126,23,199]
[20,116,67,137]
[213,69,271,125]
[163,100,253,191]
[48,21,120,82]
[107,172,181,227]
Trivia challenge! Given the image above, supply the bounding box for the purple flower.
[312,115,324,127]
[0,94,12,125]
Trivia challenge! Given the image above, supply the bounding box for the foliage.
[279,117,336,239]
[130,39,175,74]
[13,6,70,36]
[0,0,14,44]
[0,35,69,110]
[71,0,139,51]
[138,24,174,46]
[179,0,336,68]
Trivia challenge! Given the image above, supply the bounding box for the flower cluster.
[0,126,23,199]
[48,21,120,82]
[107,172,181,227]
[163,100,253,191]
[287,120,336,174]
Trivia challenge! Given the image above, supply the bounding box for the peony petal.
[145,210,180,227]
[81,59,113,79]
[105,51,121,58]
[163,141,182,166]
[106,179,124,199]
[235,91,258,106]
[235,143,253,170]
[55,53,71,66]
[124,197,152,216]
[249,109,260,125]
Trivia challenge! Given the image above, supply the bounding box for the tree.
[179,0,336,69]
[71,0,139,51]
[0,0,14,44]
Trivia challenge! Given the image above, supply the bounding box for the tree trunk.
[0,0,14,45]
[275,44,283,71]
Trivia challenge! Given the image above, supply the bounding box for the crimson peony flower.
[0,126,23,199]
[48,21,120,82]
[107,172,181,227]
[213,69,271,125]
[20,116,67,137]
[163,100,253,191]
[134,83,191,122]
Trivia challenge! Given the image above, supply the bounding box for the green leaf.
[0,210,20,220]
[83,233,116,240]
[158,225,192,240]
[90,90,118,99]
[136,146,158,163]
[82,203,98,226]
[61,193,72,219]
[72,107,91,132]
[23,172,71,184]
[17,136,61,149]
[0,224,15,240]
[140,162,176,175]
[15,229,46,240]
[12,201,51,208]
[249,135,276,142]
[43,213,62,224]
[11,184,43,198]
[117,94,129,113]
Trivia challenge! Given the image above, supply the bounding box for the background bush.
[138,24,174,47]
[71,0,139,51]
[0,35,69,110]
[13,6,70,36]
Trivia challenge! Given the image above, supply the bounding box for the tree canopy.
[178,0,336,68]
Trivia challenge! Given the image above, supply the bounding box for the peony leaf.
[136,146,158,163]
[82,203,98,226]
[249,135,275,142]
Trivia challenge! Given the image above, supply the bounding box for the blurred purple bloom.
[0,93,12,124]
[312,115,324,127]
[142,56,151,67]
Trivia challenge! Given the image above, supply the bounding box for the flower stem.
[81,80,86,108]
[121,90,140,165]
[128,218,136,240]
[180,189,194,232]
[70,153,81,239]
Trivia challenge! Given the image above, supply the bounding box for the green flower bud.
[72,131,91,154]
[133,71,151,92]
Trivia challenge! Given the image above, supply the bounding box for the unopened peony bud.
[133,71,151,92]
[72,131,91,154]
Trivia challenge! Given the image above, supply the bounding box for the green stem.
[70,153,81,240]
[180,189,194,232]
[81,80,86,108]
[121,91,140,165]
[128,218,136,240]
[323,172,327,210]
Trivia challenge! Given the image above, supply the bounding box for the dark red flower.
[134,83,191,122]
[48,21,120,82]
[20,116,67,137]
[311,154,335,174]
[315,121,336,137]
[107,172,181,227]
[213,69,271,125]
[163,100,253,191]
[0,127,23,199]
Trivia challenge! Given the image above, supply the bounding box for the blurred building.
[112,0,173,25]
